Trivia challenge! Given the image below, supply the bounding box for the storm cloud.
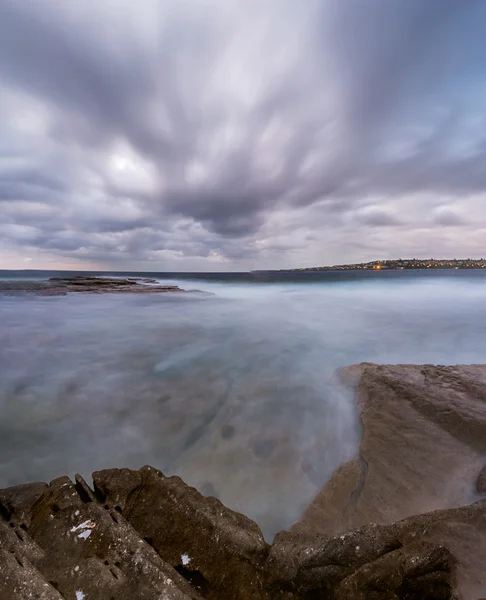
[1,0,486,270]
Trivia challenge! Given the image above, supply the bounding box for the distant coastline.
[3,261,486,286]
[274,258,486,272]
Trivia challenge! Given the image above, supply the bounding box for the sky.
[1,0,486,271]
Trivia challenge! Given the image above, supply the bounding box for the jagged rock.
[335,541,457,600]
[0,518,61,599]
[0,481,48,527]
[0,547,64,600]
[0,519,45,565]
[0,476,202,600]
[93,465,270,600]
[393,501,486,600]
[266,523,401,597]
[266,502,486,599]
[0,466,466,600]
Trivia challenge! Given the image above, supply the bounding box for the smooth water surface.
[1,272,486,538]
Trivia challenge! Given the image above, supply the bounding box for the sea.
[1,268,486,539]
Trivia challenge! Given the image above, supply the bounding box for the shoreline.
[1,363,485,598]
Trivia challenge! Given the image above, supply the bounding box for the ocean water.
[1,271,486,539]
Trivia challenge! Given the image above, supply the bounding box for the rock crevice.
[0,465,470,600]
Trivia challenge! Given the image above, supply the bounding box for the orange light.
[375,265,381,270]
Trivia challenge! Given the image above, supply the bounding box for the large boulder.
[92,465,270,600]
[0,476,202,600]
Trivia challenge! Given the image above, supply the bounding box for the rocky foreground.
[1,364,486,599]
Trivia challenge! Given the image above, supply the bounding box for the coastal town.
[281,258,486,271]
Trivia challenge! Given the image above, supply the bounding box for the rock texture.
[0,277,186,296]
[0,474,200,600]
[0,465,472,600]
[92,466,269,600]
[293,363,486,599]
[2,364,486,598]
[42,276,184,295]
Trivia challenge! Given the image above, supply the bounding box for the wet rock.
[266,524,401,596]
[296,364,486,537]
[335,541,457,600]
[93,465,270,600]
[0,481,49,527]
[0,476,202,600]
[266,506,475,599]
[293,363,486,599]
[45,276,184,294]
[7,362,486,598]
[0,276,188,296]
[0,518,46,571]
[0,546,64,600]
[0,466,468,599]
[127,277,160,283]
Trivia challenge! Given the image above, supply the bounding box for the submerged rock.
[0,276,187,296]
[45,276,184,294]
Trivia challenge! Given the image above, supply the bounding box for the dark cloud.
[1,0,486,269]
[431,207,468,227]
[352,207,403,228]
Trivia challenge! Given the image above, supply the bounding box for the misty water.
[2,272,486,539]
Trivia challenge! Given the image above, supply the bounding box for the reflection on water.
[1,275,486,539]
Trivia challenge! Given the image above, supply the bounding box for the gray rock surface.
[0,466,471,600]
[44,276,184,295]
[0,276,185,296]
[92,465,269,600]
[293,363,486,599]
[334,541,457,600]
[0,475,200,600]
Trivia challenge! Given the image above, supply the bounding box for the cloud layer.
[1,0,486,270]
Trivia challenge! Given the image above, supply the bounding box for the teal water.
[1,272,486,538]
